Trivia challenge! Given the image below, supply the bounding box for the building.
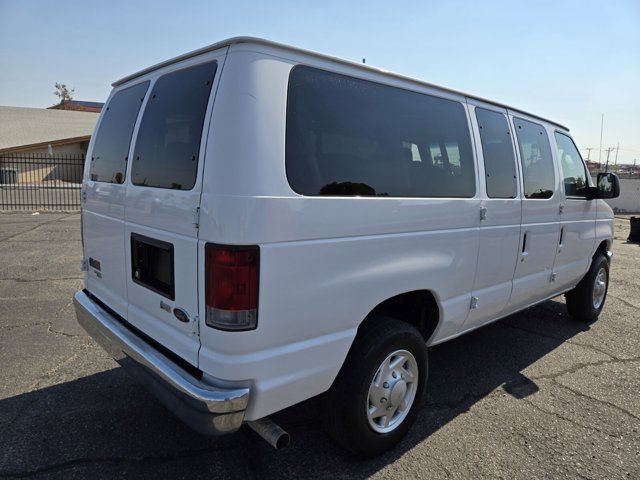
[0,105,98,156]
[48,100,104,113]
[0,106,98,184]
[585,160,602,174]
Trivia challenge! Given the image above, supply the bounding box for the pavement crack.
[521,397,624,439]
[424,389,501,411]
[529,356,640,382]
[0,276,83,283]
[26,340,92,391]
[45,299,80,338]
[0,322,49,331]
[0,442,246,478]
[501,322,618,360]
[0,215,74,244]
[607,294,640,310]
[2,340,94,436]
[553,378,640,423]
[425,356,640,416]
[422,453,453,478]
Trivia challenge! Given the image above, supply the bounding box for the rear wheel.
[565,253,609,322]
[324,315,427,457]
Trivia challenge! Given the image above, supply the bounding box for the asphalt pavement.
[0,212,638,479]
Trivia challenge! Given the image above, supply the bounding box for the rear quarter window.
[131,61,217,190]
[286,66,475,198]
[89,81,149,184]
[475,108,518,199]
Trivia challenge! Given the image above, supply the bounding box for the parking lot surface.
[0,212,638,479]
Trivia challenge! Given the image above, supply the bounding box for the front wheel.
[324,315,428,457]
[565,253,609,322]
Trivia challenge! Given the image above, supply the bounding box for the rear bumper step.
[73,290,250,435]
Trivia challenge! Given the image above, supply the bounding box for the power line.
[604,147,615,172]
[585,147,594,161]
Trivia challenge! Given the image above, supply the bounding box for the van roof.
[113,36,569,132]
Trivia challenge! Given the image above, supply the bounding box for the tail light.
[205,244,259,331]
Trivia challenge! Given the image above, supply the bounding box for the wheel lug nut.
[381,397,387,404]
[392,372,397,379]
[383,382,389,388]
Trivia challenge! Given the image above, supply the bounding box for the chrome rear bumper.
[73,290,249,435]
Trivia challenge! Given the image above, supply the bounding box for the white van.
[74,37,621,456]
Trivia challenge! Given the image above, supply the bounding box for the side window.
[475,108,517,198]
[89,82,149,183]
[513,118,555,199]
[554,132,588,198]
[286,66,476,198]
[131,61,217,190]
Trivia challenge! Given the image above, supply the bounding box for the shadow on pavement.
[0,299,592,479]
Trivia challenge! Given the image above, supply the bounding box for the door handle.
[521,232,529,261]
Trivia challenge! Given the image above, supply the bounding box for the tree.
[53,83,75,103]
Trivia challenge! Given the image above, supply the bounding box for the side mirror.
[597,172,620,199]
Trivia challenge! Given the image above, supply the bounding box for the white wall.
[592,176,640,213]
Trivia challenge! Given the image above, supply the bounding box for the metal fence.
[0,153,85,211]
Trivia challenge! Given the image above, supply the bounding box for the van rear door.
[123,55,223,367]
[82,81,150,318]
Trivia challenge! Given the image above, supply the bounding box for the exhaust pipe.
[248,418,290,449]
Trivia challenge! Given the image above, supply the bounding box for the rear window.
[89,81,149,183]
[286,66,475,198]
[513,118,555,199]
[131,61,217,190]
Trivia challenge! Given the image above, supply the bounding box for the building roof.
[113,36,568,131]
[71,100,104,109]
[48,100,104,112]
[0,106,99,153]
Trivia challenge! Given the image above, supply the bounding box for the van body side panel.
[463,102,522,328]
[594,199,614,253]
[505,115,562,312]
[200,226,479,420]
[552,202,596,290]
[547,131,597,291]
[197,48,480,420]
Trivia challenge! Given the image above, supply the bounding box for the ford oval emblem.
[173,308,190,323]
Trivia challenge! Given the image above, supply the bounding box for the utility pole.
[604,147,615,173]
[585,147,593,161]
[614,142,620,165]
[598,114,604,165]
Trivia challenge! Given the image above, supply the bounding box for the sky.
[1,0,638,164]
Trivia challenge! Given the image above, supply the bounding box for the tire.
[324,315,428,457]
[565,253,609,322]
